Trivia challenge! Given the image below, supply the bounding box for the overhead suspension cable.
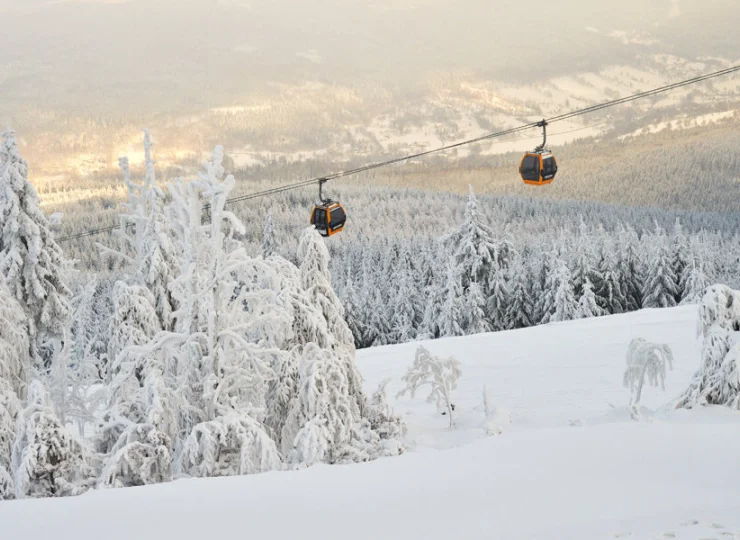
[56,63,740,244]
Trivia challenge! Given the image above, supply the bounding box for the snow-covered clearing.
[3,305,740,539]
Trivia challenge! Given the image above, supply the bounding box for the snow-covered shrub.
[363,378,405,455]
[623,338,674,417]
[180,414,281,477]
[97,424,171,488]
[397,346,462,427]
[11,380,90,498]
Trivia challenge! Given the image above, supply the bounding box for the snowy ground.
[3,305,740,539]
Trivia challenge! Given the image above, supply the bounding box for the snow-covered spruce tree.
[389,246,420,343]
[542,258,578,324]
[616,224,643,312]
[11,380,91,498]
[679,257,710,305]
[0,128,71,365]
[571,218,599,298]
[418,241,445,340]
[0,274,29,499]
[576,277,605,319]
[623,338,674,418]
[671,218,691,303]
[642,223,678,309]
[262,209,277,259]
[439,262,465,337]
[397,346,461,428]
[593,244,625,315]
[486,262,509,332]
[506,256,534,329]
[446,187,513,332]
[676,285,740,409]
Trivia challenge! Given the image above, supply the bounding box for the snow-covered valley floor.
[3,306,740,540]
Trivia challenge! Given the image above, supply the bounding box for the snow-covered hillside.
[4,305,740,540]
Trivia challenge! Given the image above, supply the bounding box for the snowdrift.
[3,306,740,540]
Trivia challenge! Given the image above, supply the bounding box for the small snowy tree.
[396,346,462,427]
[623,338,674,417]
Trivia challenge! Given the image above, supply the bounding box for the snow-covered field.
[3,305,740,540]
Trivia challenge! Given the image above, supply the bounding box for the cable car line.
[56,63,740,243]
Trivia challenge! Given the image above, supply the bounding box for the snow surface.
[3,305,740,539]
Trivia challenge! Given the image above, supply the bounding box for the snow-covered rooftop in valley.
[4,306,740,540]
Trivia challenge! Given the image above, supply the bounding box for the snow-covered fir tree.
[542,257,578,324]
[0,128,71,365]
[576,277,605,319]
[262,209,277,259]
[439,263,465,337]
[506,256,534,329]
[642,223,678,309]
[679,256,710,305]
[593,244,625,314]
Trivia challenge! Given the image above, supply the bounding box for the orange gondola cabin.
[520,119,558,186]
[310,179,346,237]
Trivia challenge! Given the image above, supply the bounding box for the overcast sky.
[0,0,737,113]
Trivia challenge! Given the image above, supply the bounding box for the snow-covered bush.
[397,346,462,427]
[623,338,674,417]
[179,414,281,478]
[677,285,740,410]
[11,380,91,498]
[98,424,171,488]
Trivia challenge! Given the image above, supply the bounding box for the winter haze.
[1,0,739,195]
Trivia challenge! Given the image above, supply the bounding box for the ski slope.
[3,306,740,540]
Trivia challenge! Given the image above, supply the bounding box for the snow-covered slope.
[3,306,740,540]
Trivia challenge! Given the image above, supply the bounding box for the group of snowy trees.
[332,188,718,348]
[0,130,404,499]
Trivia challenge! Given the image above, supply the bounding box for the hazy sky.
[0,0,737,113]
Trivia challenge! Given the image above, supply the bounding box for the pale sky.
[0,0,736,113]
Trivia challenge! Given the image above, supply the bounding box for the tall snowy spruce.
[0,128,71,364]
[447,187,513,334]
